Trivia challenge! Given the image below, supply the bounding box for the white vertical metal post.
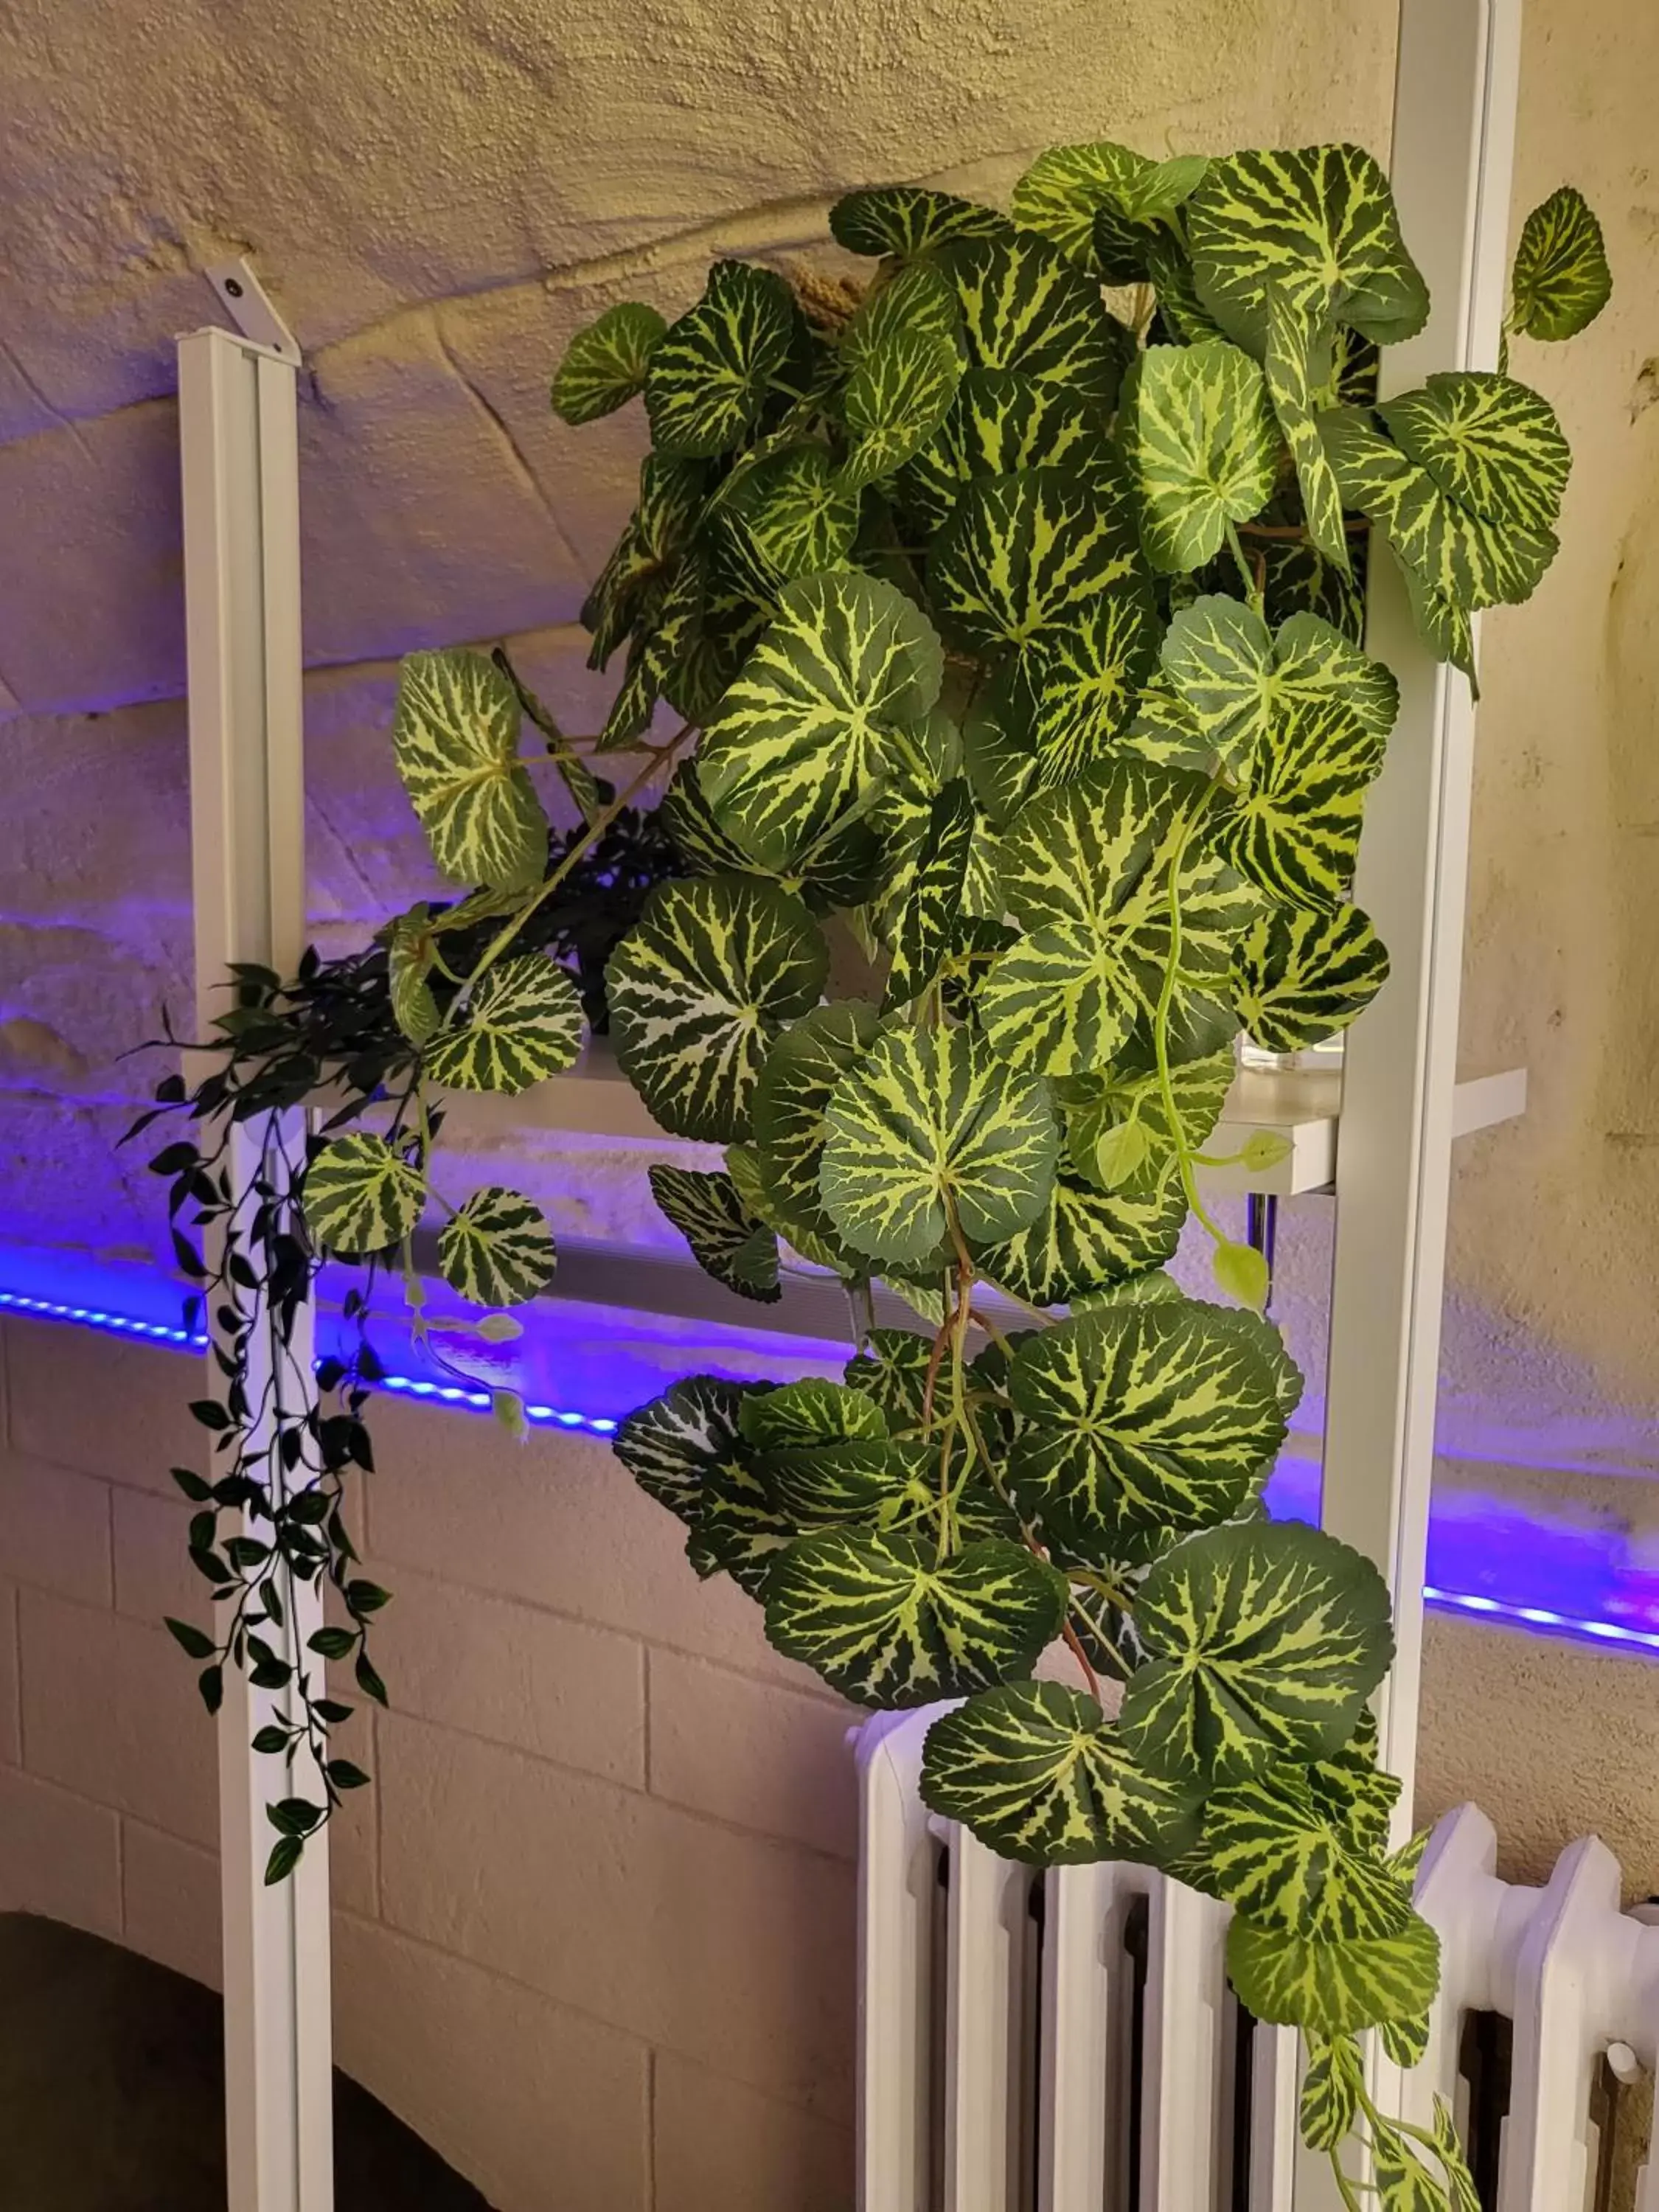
[1322,0,1523,1839]
[1308,1,1523,2202]
[180,301,334,2212]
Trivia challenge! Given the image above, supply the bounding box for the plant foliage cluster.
[142,142,1607,2206]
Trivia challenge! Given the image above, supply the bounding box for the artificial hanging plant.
[137,143,1610,2207]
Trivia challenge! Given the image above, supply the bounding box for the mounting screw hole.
[223,277,244,299]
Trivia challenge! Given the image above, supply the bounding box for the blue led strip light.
[0,1286,617,1436]
[12,1281,1659,1653]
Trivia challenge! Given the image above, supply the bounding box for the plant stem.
[453,723,696,1009]
[1225,521,1265,614]
[1061,1618,1102,1703]
[1149,797,1230,1251]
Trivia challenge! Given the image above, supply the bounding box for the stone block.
[297,316,585,672]
[120,1819,223,1992]
[0,1766,122,1936]
[0,700,190,939]
[0,400,184,717]
[0,1582,18,1765]
[1419,1613,1659,1889]
[18,1587,218,1848]
[0,1450,114,1607]
[647,1649,858,1860]
[366,1562,646,1787]
[0,1098,167,1263]
[111,1482,204,1626]
[376,1710,855,2121]
[333,1910,651,2212]
[362,1397,836,1691]
[4,1322,204,1496]
[653,2051,855,2212]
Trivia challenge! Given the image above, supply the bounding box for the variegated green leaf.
[1119,1520,1394,1782]
[902,368,1106,532]
[741,1377,886,1449]
[656,760,755,877]
[607,875,828,1141]
[920,1680,1202,1865]
[423,956,585,1094]
[751,1001,880,1253]
[1380,2011,1432,2069]
[1015,580,1161,791]
[1006,1301,1290,1559]
[698,570,944,871]
[1373,2119,1453,2211]
[388,909,439,1045]
[1228,1907,1441,2036]
[820,1020,1057,1269]
[1510,185,1611,342]
[1121,671,1214,775]
[597,548,707,749]
[392,649,549,893]
[720,445,860,582]
[1262,535,1366,644]
[649,1164,781,1303]
[692,1454,798,1597]
[884,778,978,1008]
[1197,1771,1415,1939]
[1298,2033,1363,2152]
[1144,230,1224,342]
[1397,552,1478,682]
[644,260,796,456]
[762,1439,918,1526]
[929,463,1144,658]
[843,330,963,490]
[437,1184,556,1307]
[1318,397,1561,623]
[765,1528,1065,1707]
[844,1328,936,1435]
[1380,372,1571,538]
[1233,902,1390,1051]
[1209,692,1383,911]
[1264,289,1352,571]
[962,667,1042,828]
[981,762,1251,1075]
[613,1374,760,1528]
[552,302,667,424]
[581,453,717,684]
[939,230,1127,404]
[1133,340,1279,573]
[1186,144,1428,350]
[1012,141,1207,270]
[303,1134,426,1258]
[1161,596,1397,779]
[867,707,1002,937]
[842,259,964,365]
[1062,1043,1234,1192]
[975,1168,1189,1308]
[1434,2098,1481,2212]
[830,184,1009,259]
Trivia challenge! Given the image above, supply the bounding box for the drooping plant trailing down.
[139,147,1608,2204]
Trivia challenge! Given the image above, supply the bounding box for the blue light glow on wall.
[5,1258,1658,1662]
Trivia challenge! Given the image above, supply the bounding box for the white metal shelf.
[437,1043,1528,1198]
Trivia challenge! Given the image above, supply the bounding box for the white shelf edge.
[427,1048,1529,1200]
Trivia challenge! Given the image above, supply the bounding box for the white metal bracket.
[204,257,302,368]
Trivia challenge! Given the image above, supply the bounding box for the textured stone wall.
[4,0,1659,2201]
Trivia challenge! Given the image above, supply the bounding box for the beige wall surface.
[2,0,1658,2204]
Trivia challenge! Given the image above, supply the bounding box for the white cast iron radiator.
[857,1706,1659,2212]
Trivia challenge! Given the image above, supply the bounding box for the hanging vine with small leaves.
[137,142,1609,2208]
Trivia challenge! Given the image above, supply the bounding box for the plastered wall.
[2,0,1658,2203]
